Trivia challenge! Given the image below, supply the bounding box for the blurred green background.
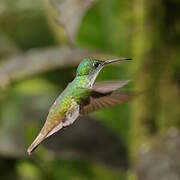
[0,0,179,180]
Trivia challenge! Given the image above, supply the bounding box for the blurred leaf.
[14,78,58,95]
[16,162,42,180]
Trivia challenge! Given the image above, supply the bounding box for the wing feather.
[93,80,130,93]
[80,80,133,115]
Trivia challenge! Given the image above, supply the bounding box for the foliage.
[0,0,179,180]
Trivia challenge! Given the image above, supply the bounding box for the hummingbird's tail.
[27,121,64,155]
[27,133,46,155]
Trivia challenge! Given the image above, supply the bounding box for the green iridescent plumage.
[76,58,104,76]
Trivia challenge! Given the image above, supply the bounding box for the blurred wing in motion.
[93,80,130,93]
[80,80,134,115]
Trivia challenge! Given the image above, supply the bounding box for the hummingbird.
[27,57,133,155]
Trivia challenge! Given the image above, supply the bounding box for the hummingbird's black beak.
[104,57,132,65]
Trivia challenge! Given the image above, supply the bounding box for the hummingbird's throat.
[74,67,102,89]
[88,67,103,88]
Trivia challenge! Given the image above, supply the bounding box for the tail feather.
[27,122,64,155]
[27,133,46,155]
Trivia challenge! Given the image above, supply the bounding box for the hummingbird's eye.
[93,62,100,68]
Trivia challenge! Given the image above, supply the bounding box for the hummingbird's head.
[76,57,132,77]
[76,58,104,76]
